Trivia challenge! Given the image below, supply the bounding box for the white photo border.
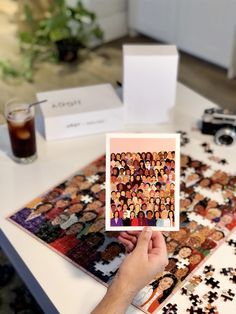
[105,133,180,231]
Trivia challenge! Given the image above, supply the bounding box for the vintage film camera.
[201,108,236,145]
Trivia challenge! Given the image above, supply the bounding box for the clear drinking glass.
[5,99,37,164]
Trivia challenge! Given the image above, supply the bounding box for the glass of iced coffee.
[5,99,37,164]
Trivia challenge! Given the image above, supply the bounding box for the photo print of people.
[106,133,180,231]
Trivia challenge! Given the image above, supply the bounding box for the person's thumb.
[136,227,152,253]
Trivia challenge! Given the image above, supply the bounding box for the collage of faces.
[109,151,176,228]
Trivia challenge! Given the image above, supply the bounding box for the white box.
[123,45,179,124]
[36,84,124,141]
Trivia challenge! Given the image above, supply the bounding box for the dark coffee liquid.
[7,115,36,158]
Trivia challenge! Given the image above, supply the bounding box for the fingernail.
[145,227,152,233]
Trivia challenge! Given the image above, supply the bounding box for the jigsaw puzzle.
[8,130,236,313]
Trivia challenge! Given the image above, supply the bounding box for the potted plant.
[0,0,103,81]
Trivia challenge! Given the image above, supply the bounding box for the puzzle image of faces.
[8,130,236,313]
[106,134,180,231]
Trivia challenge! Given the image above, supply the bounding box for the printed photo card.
[106,133,180,231]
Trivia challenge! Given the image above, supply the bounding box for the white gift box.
[36,84,124,140]
[123,45,179,124]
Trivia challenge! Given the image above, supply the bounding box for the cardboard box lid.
[123,45,178,57]
[36,83,123,118]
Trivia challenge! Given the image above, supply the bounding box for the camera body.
[201,108,236,145]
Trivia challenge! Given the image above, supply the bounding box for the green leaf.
[23,4,34,24]
[19,31,34,44]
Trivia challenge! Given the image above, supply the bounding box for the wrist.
[109,273,138,301]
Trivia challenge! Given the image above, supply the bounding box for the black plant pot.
[56,39,80,62]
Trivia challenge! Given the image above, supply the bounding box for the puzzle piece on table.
[162,303,178,314]
[181,287,189,296]
[204,304,219,314]
[189,275,203,286]
[220,267,236,283]
[220,267,233,276]
[204,277,220,289]
[177,130,190,147]
[186,306,204,314]
[203,291,218,303]
[229,273,236,284]
[220,289,235,302]
[189,294,202,307]
[227,239,236,247]
[219,159,228,165]
[201,142,213,154]
[206,149,213,154]
[203,265,215,274]
[184,283,196,294]
[176,258,190,269]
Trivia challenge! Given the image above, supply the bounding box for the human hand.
[92,228,168,314]
[116,227,168,295]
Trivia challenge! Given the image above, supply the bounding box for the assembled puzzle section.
[8,130,236,313]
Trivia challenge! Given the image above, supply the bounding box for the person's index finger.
[126,231,140,236]
[151,231,167,252]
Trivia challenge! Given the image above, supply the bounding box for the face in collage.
[110,151,176,228]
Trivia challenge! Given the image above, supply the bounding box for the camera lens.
[215,127,235,146]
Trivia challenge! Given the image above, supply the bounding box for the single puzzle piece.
[203,291,218,303]
[219,159,227,165]
[186,306,204,314]
[203,265,215,274]
[229,273,236,284]
[220,289,235,302]
[204,304,219,314]
[204,277,220,289]
[181,287,189,296]
[206,149,213,154]
[220,267,233,276]
[227,239,236,247]
[189,275,203,286]
[177,130,190,147]
[189,294,202,307]
[162,303,178,314]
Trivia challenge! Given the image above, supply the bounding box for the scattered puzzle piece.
[203,265,215,274]
[220,289,235,302]
[203,291,218,303]
[181,287,188,296]
[189,294,202,307]
[220,267,233,276]
[204,277,220,289]
[162,303,178,314]
[204,304,219,314]
[186,306,204,314]
[227,239,236,247]
[189,275,203,286]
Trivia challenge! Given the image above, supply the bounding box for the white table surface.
[0,83,218,314]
